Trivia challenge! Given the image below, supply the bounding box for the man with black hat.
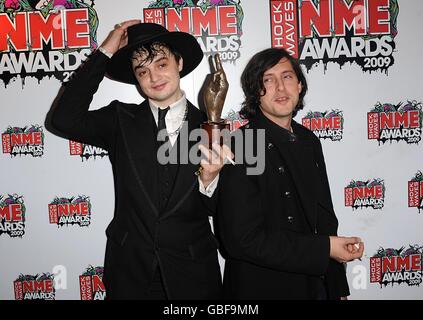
[50,20,229,299]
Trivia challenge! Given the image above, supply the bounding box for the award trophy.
[201,54,229,148]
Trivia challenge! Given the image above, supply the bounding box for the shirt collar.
[149,91,187,122]
[255,107,298,143]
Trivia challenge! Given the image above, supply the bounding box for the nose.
[149,69,160,82]
[275,78,285,92]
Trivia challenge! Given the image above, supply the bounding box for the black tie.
[157,107,170,145]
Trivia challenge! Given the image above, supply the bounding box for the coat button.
[287,216,294,223]
[284,191,291,198]
[289,133,297,142]
[267,142,273,149]
[278,166,285,174]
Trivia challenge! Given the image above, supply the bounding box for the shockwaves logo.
[0,0,99,87]
[302,109,343,141]
[370,245,422,288]
[0,194,25,238]
[270,0,399,72]
[2,125,44,157]
[224,109,248,132]
[368,100,422,145]
[69,140,108,161]
[14,273,55,300]
[48,195,91,227]
[408,171,423,213]
[144,0,244,62]
[79,265,105,300]
[345,178,385,210]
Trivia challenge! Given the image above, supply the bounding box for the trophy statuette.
[201,54,230,148]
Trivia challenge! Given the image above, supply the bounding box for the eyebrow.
[264,70,295,76]
[134,56,168,71]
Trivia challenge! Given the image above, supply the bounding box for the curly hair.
[239,48,308,120]
[131,41,182,70]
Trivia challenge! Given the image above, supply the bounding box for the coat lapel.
[118,100,159,216]
[161,102,204,218]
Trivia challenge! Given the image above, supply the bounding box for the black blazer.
[217,109,349,300]
[50,52,222,299]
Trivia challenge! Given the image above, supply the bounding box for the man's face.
[259,57,302,125]
[132,46,183,107]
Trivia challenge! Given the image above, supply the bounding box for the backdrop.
[1,0,422,300]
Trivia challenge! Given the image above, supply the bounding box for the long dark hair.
[239,48,308,119]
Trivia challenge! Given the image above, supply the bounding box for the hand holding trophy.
[197,54,234,184]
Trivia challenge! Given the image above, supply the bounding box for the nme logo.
[270,0,399,73]
[79,266,105,300]
[69,140,108,161]
[49,196,92,227]
[0,0,99,87]
[302,109,344,141]
[408,171,423,213]
[368,101,422,145]
[144,0,243,62]
[14,273,55,300]
[370,245,422,287]
[224,109,249,132]
[0,194,25,238]
[345,178,385,210]
[2,125,44,157]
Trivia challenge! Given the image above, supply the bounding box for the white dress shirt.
[148,92,219,198]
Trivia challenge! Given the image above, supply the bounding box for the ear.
[297,81,302,94]
[178,57,184,73]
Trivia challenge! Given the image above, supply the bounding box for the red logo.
[302,110,344,141]
[49,196,92,227]
[224,109,249,132]
[14,273,55,300]
[270,0,399,72]
[144,0,244,62]
[370,245,423,287]
[0,0,99,86]
[0,194,25,238]
[69,140,108,161]
[345,179,385,210]
[368,101,422,144]
[2,125,44,157]
[408,171,423,213]
[79,266,105,300]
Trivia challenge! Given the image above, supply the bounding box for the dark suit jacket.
[217,109,349,300]
[50,51,222,299]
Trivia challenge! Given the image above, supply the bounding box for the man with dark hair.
[50,20,229,299]
[217,48,364,299]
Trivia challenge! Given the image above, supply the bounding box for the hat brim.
[106,32,203,84]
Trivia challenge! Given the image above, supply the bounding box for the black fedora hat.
[106,23,203,84]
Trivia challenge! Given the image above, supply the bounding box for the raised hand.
[203,54,229,123]
[100,19,141,55]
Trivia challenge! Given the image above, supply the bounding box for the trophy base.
[200,121,230,149]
